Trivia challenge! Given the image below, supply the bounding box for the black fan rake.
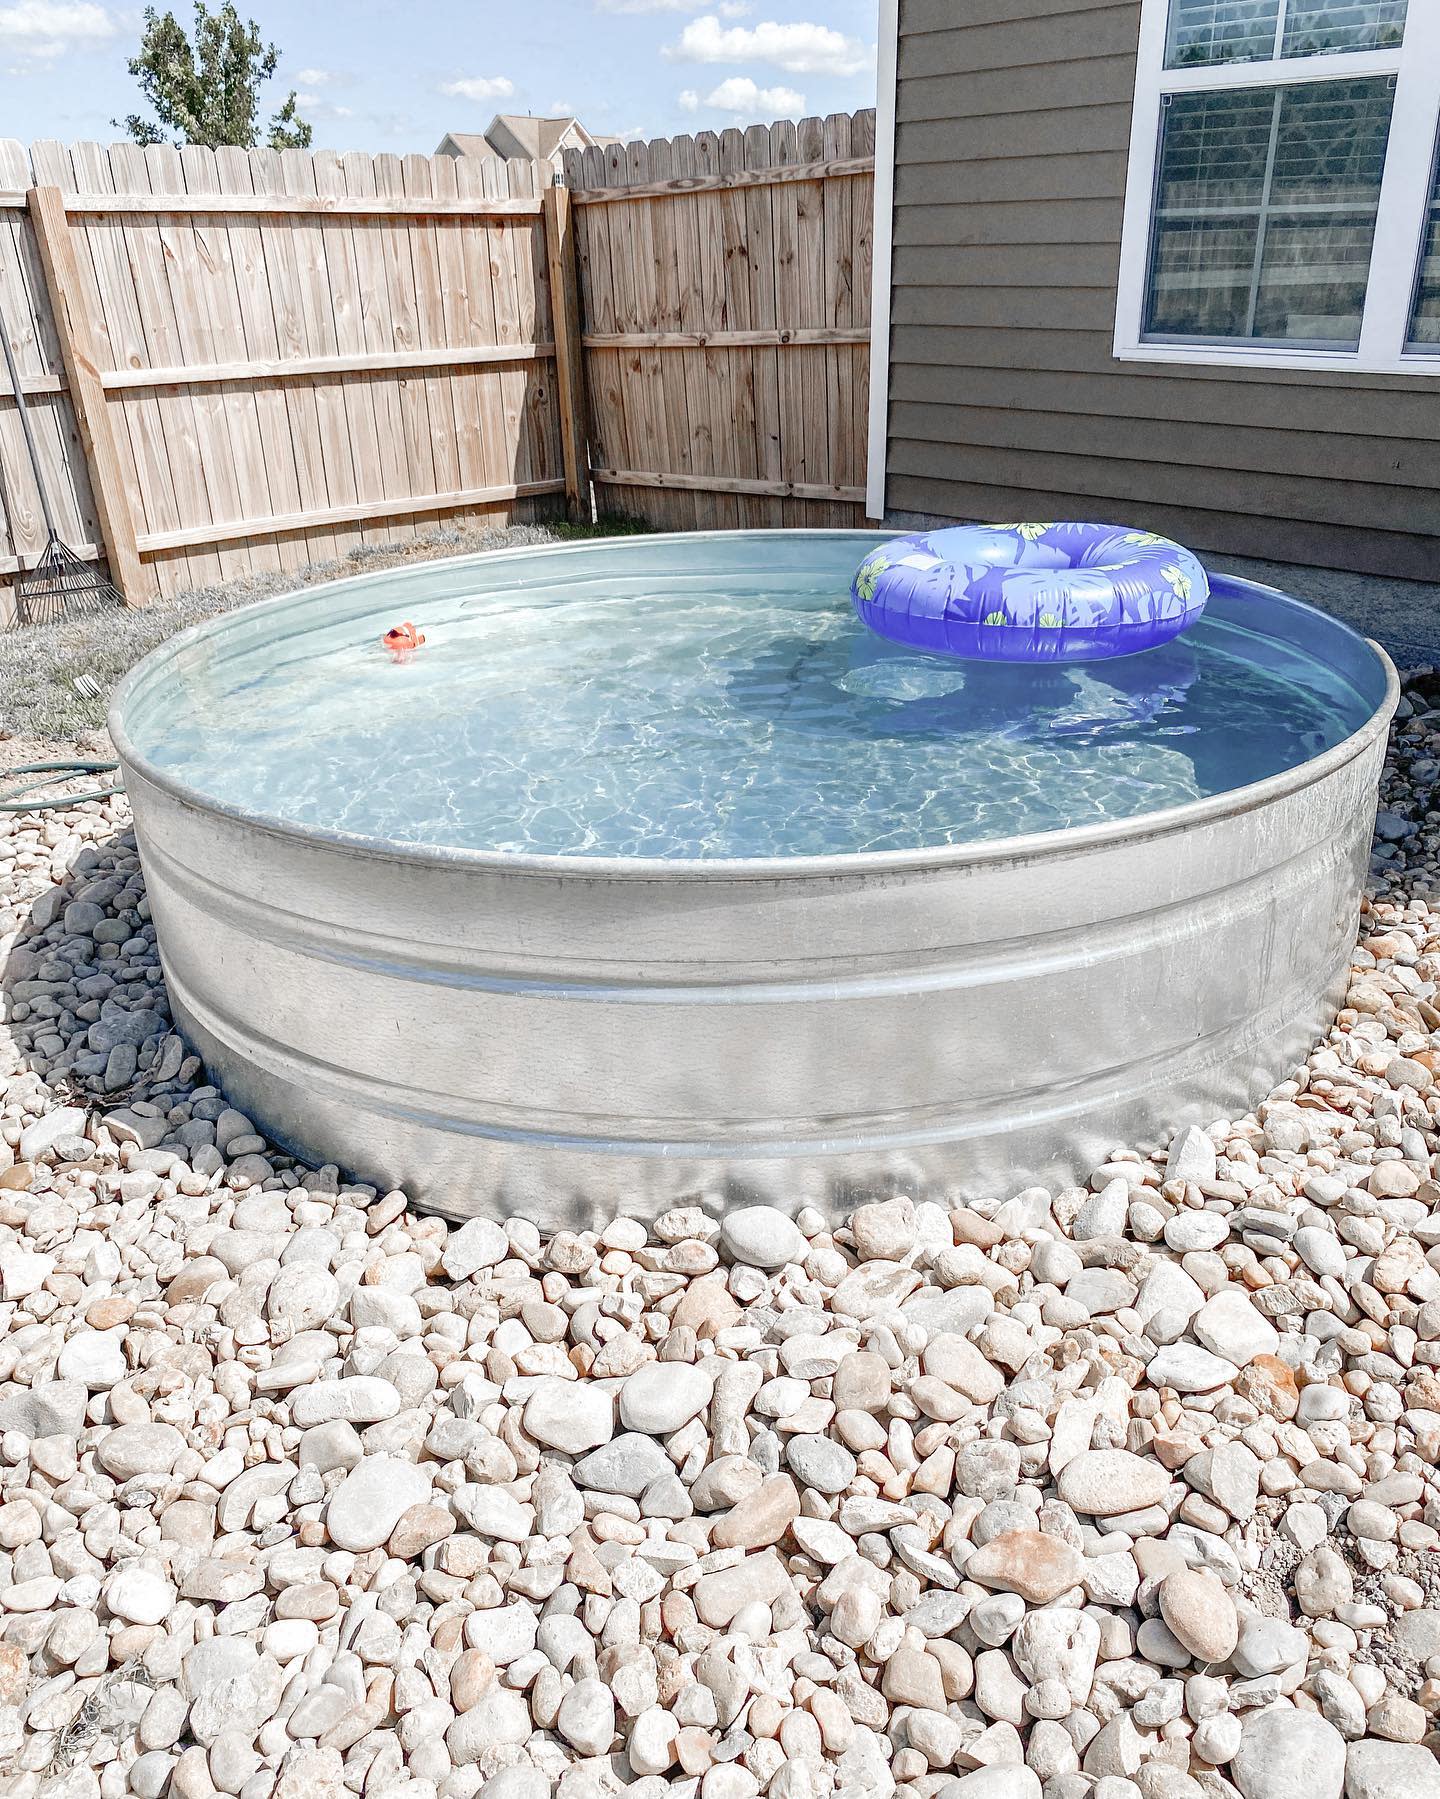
[1,303,125,628]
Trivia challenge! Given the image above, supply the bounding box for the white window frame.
[866,0,900,520]
[1113,0,1440,376]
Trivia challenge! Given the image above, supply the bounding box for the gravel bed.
[0,671,1438,1799]
[0,520,645,744]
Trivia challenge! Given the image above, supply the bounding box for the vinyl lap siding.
[885,0,1440,578]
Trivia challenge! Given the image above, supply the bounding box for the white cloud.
[296,94,354,118]
[293,66,339,86]
[664,15,870,77]
[549,99,575,116]
[681,76,804,117]
[439,75,516,102]
[0,0,116,58]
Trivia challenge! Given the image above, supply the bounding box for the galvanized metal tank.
[111,533,1397,1226]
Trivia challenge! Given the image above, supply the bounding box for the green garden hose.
[0,760,123,813]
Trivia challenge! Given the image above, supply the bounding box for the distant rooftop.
[435,115,622,165]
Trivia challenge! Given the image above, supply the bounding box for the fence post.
[542,180,591,521]
[27,184,145,605]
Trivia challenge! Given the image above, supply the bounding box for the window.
[1115,0,1440,375]
[1409,147,1440,349]
[1165,0,1407,66]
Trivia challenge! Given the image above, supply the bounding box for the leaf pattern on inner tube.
[1161,565,1193,602]
[854,552,888,602]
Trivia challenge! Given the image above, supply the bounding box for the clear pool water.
[129,534,1376,860]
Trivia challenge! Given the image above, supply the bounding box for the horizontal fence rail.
[60,193,544,217]
[566,151,874,204]
[100,343,557,391]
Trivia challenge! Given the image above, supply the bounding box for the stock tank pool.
[111,530,1397,1224]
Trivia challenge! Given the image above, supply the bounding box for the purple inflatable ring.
[851,521,1210,663]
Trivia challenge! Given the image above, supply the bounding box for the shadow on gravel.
[1,809,336,1197]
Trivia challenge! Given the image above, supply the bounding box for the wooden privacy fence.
[0,140,585,619]
[0,113,874,620]
[563,111,875,530]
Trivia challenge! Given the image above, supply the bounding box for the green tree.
[120,1,312,151]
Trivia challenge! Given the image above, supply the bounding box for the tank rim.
[109,528,1401,884]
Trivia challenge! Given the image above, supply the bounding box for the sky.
[0,0,880,154]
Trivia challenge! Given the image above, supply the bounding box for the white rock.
[446,1688,531,1762]
[1163,1212,1230,1253]
[524,1378,614,1454]
[1165,1125,1217,1185]
[1233,1616,1309,1677]
[440,1218,509,1279]
[1191,1288,1279,1367]
[1073,1178,1129,1240]
[719,1206,805,1270]
[556,1677,615,1756]
[1145,1342,1238,1392]
[180,1636,268,1746]
[1011,1608,1099,1705]
[291,1378,402,1427]
[19,1107,89,1161]
[325,1455,431,1552]
[938,1770,1042,1799]
[266,1265,340,1333]
[1297,1384,1349,1424]
[619,1361,712,1435]
[1056,1450,1170,1516]
[850,1198,917,1261]
[1294,1226,1347,1280]
[1345,1742,1440,1799]
[1064,1268,1137,1315]
[1281,1502,1329,1554]
[454,1484,532,1541]
[104,1564,176,1626]
[478,1771,552,1799]
[95,1423,185,1481]
[1394,1609,1440,1659]
[1134,1261,1205,1326]
[1,1252,54,1302]
[477,1605,539,1667]
[921,1333,1004,1404]
[779,1331,856,1379]
[628,1706,678,1776]
[56,1328,127,1389]
[1232,1709,1346,1799]
[571,1431,674,1496]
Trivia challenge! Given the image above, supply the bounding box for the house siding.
[884,0,1440,578]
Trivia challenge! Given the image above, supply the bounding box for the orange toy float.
[382,622,426,661]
